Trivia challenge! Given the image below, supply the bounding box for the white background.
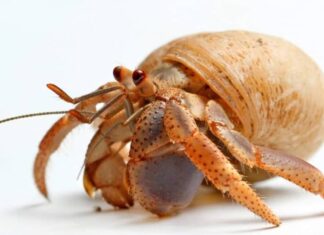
[1,0,324,234]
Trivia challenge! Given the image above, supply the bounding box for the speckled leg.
[205,100,324,198]
[34,82,122,198]
[164,99,280,226]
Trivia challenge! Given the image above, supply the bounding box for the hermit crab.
[2,31,324,226]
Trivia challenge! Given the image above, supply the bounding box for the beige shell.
[139,31,324,160]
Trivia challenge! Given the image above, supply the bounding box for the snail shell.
[139,31,324,160]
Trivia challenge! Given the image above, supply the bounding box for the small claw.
[101,186,134,209]
[47,83,75,103]
[86,130,134,209]
[88,155,134,209]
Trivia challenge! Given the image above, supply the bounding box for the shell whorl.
[139,31,324,159]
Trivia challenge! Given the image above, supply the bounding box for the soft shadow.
[254,185,297,199]
[7,192,150,231]
[282,211,324,222]
[8,185,319,232]
[18,202,47,210]
[122,185,300,227]
[229,225,277,234]
[188,184,297,210]
[124,214,170,226]
[189,186,227,208]
[11,192,111,216]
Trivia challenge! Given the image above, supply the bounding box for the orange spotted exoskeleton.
[2,31,324,226]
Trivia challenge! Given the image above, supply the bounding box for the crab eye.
[113,66,122,82]
[132,69,146,85]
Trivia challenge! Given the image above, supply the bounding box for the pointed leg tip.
[39,189,50,201]
[34,177,50,201]
[270,217,281,227]
[228,181,281,226]
[259,211,281,226]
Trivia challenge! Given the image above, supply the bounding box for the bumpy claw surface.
[164,100,280,226]
[128,101,203,215]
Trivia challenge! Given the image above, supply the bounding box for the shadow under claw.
[7,183,322,233]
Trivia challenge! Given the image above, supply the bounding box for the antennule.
[47,84,74,103]
[47,83,123,104]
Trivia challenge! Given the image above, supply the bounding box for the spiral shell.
[139,31,324,159]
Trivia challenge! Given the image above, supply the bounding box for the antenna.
[0,111,70,124]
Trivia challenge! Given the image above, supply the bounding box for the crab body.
[32,31,324,226]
